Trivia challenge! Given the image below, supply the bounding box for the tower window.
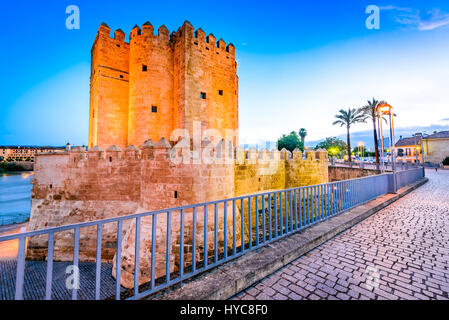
[142,65,148,72]
[174,191,178,199]
[218,90,223,96]
[200,92,207,99]
[152,106,158,113]
[120,75,123,78]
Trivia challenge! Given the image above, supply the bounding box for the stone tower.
[88,21,239,150]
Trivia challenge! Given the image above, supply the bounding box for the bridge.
[0,167,429,300]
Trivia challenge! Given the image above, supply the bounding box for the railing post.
[15,236,26,300]
[115,221,122,300]
[45,232,54,300]
[95,224,103,300]
[134,217,141,296]
[72,227,80,301]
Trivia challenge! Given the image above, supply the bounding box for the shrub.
[443,157,449,166]
[0,162,30,173]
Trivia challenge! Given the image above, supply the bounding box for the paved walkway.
[233,170,449,300]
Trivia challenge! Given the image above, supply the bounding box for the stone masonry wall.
[27,142,328,288]
[89,24,130,150]
[328,166,380,182]
[423,138,449,164]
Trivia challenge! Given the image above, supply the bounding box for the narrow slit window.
[142,65,148,72]
[174,191,178,199]
[218,90,223,96]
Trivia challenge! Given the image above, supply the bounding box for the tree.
[298,128,308,145]
[277,131,304,153]
[314,137,347,157]
[352,146,369,156]
[359,98,387,165]
[332,108,367,162]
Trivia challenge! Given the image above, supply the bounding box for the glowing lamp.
[378,103,392,115]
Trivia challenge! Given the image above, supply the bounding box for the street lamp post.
[358,142,364,168]
[415,132,425,167]
[377,103,397,193]
[414,134,418,164]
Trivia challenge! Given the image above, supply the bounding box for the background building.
[0,145,70,162]
[395,136,423,164]
[422,131,449,164]
[395,131,449,164]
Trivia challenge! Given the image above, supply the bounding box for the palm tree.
[359,98,388,165]
[299,128,308,144]
[333,108,367,162]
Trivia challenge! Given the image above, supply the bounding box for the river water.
[0,172,33,226]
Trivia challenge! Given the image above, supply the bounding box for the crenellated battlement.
[99,20,236,59]
[65,138,327,168]
[94,20,235,55]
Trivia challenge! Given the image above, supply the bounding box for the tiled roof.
[425,131,449,139]
[395,137,421,147]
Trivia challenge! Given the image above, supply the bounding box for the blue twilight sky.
[1,0,449,148]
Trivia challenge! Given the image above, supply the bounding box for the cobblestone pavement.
[233,170,449,300]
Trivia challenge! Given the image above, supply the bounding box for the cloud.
[381,6,449,31]
[380,6,413,12]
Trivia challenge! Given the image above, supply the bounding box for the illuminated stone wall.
[89,21,239,150]
[27,144,328,288]
[423,138,449,164]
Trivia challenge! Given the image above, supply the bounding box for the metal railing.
[396,167,425,190]
[0,169,425,300]
[330,160,423,172]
